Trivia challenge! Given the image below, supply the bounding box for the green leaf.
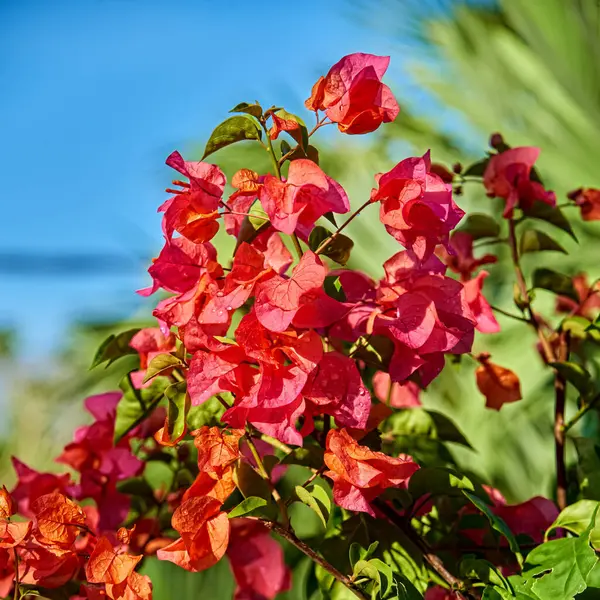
[506,576,541,600]
[229,102,263,119]
[383,409,473,449]
[323,211,338,227]
[90,328,139,369]
[308,226,354,266]
[574,438,600,501]
[186,394,227,429]
[247,200,269,231]
[203,116,262,159]
[463,491,523,565]
[561,316,597,341]
[546,500,600,548]
[522,201,577,241]
[549,361,593,397]
[323,276,347,302]
[294,484,331,528]
[227,496,268,518]
[457,213,500,240]
[115,374,168,443]
[408,467,474,499]
[281,446,324,469]
[521,507,599,599]
[532,268,578,301]
[116,477,156,500]
[164,381,189,441]
[349,542,379,569]
[462,157,490,177]
[519,229,567,255]
[350,335,394,371]
[143,353,184,383]
[460,558,511,591]
[232,460,272,501]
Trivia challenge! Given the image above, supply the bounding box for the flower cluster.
[5,51,600,600]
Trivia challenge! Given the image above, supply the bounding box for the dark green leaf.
[227,496,268,518]
[323,211,337,227]
[457,213,500,240]
[294,484,331,528]
[463,157,490,177]
[281,446,324,469]
[408,467,474,499]
[522,201,577,241]
[519,229,567,255]
[90,329,139,369]
[323,276,347,302]
[116,477,156,500]
[187,394,227,429]
[521,507,598,598]
[532,268,578,301]
[350,335,394,370]
[460,558,511,590]
[463,491,523,565]
[308,226,354,266]
[115,374,168,443]
[232,460,272,501]
[143,353,184,383]
[203,116,262,159]
[229,102,263,119]
[164,381,189,441]
[549,361,593,397]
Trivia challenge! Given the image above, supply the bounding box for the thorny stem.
[315,200,372,256]
[245,434,290,529]
[262,520,369,600]
[507,218,569,510]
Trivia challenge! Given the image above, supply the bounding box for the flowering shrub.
[4,51,600,600]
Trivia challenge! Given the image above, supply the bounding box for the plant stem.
[315,200,372,256]
[507,218,569,510]
[372,499,471,599]
[245,434,290,528]
[490,305,530,323]
[564,393,600,432]
[258,433,292,454]
[291,233,304,260]
[554,332,569,511]
[263,520,369,600]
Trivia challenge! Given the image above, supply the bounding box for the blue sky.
[0,0,473,357]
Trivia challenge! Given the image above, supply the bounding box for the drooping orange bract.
[0,486,15,520]
[324,429,419,516]
[85,536,142,585]
[193,426,244,473]
[31,492,87,548]
[475,359,522,410]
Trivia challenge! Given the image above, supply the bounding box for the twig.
[263,521,369,600]
[563,393,600,432]
[490,305,529,323]
[554,331,569,511]
[315,200,372,256]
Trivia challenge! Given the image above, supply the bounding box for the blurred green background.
[3,0,600,597]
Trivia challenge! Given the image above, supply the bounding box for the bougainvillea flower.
[569,187,600,221]
[268,112,302,141]
[158,496,229,572]
[324,429,419,516]
[495,496,559,544]
[182,469,237,505]
[305,53,399,134]
[138,237,222,297]
[10,458,71,517]
[0,487,15,520]
[158,151,226,243]
[85,536,142,584]
[254,251,327,332]
[224,169,263,238]
[475,358,522,410]
[259,160,349,235]
[0,519,32,548]
[0,549,14,597]
[193,426,244,473]
[129,328,176,388]
[555,273,600,320]
[19,545,80,589]
[483,147,556,218]
[372,371,421,408]
[438,231,497,281]
[105,570,153,600]
[372,153,464,259]
[463,271,500,334]
[31,492,87,548]
[227,519,291,600]
[302,352,370,430]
